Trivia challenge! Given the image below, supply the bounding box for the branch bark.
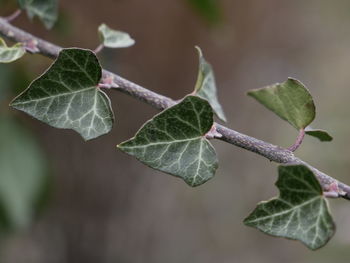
[1,17,349,199]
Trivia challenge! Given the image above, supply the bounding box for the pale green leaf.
[194,46,226,122]
[0,38,25,63]
[118,96,218,187]
[0,115,47,230]
[305,127,333,142]
[247,78,315,130]
[244,164,335,250]
[98,23,135,49]
[18,0,58,29]
[10,48,114,141]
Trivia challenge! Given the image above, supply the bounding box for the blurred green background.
[1,0,350,262]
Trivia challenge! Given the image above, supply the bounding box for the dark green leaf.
[0,115,47,230]
[194,46,226,122]
[247,78,315,130]
[305,127,333,142]
[244,165,335,250]
[18,0,58,29]
[187,0,221,23]
[11,48,114,141]
[118,96,218,187]
[0,37,25,63]
[98,24,135,49]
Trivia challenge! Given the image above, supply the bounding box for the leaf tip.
[194,45,203,57]
[9,95,21,108]
[246,90,254,97]
[219,114,227,123]
[98,23,106,29]
[286,77,306,87]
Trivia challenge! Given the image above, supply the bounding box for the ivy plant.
[248,78,332,143]
[118,96,218,187]
[10,48,114,140]
[0,0,348,251]
[244,165,335,250]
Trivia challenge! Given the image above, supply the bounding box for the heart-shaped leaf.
[0,115,47,230]
[10,48,114,141]
[244,164,335,250]
[18,0,58,29]
[0,38,25,63]
[305,127,333,142]
[194,46,226,122]
[247,78,315,130]
[98,24,135,49]
[118,96,218,187]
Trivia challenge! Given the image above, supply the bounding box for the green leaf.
[118,96,218,187]
[244,165,335,250]
[10,48,114,141]
[305,127,333,142]
[98,24,135,49]
[247,78,315,130]
[187,0,222,23]
[194,46,226,122]
[0,115,47,231]
[18,0,58,29]
[0,38,25,63]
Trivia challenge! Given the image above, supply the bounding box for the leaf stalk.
[94,44,104,54]
[4,9,22,23]
[287,129,305,152]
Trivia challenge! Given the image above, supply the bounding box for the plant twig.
[0,17,349,199]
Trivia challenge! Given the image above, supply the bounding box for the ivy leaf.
[118,96,218,187]
[0,38,25,63]
[98,24,135,49]
[244,164,335,250]
[305,127,333,142]
[17,0,58,29]
[194,46,226,122]
[10,48,114,141]
[0,115,47,231]
[247,78,315,130]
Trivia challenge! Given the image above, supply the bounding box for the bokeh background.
[1,0,350,262]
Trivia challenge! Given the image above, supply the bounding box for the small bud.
[99,74,119,89]
[24,39,39,53]
[323,182,345,198]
